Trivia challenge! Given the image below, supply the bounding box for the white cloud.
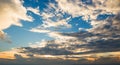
[0,0,33,39]
[41,17,71,28]
[56,0,120,20]
[0,0,33,30]
[48,32,76,40]
[93,0,120,14]
[30,28,51,33]
[56,0,94,20]
[39,2,72,29]
[27,7,40,15]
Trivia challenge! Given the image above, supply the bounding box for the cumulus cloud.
[0,0,33,30]
[0,0,33,40]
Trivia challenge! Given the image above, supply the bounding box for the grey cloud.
[90,12,120,34]
[78,39,120,54]
[18,46,73,55]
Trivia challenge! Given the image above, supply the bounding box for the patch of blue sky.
[23,0,39,8]
[2,25,53,50]
[68,17,92,30]
[21,11,43,29]
[81,0,93,5]
[97,14,115,20]
[58,16,92,33]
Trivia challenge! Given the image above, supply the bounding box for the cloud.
[0,31,11,43]
[30,28,51,33]
[27,12,120,57]
[0,31,6,40]
[0,51,16,59]
[41,18,71,28]
[27,12,120,55]
[14,36,88,55]
[0,57,120,65]
[1,0,119,63]
[0,0,33,30]
[88,12,120,35]
[56,0,120,20]
[48,32,77,40]
[0,50,120,65]
[27,7,40,15]
[25,0,120,56]
[30,0,120,35]
[61,13,120,53]
[29,2,72,33]
[0,0,33,40]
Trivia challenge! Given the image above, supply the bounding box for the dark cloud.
[18,46,73,55]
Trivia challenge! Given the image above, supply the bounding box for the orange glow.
[86,57,96,61]
[0,51,16,59]
[0,50,29,59]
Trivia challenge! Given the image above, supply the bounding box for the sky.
[0,0,120,65]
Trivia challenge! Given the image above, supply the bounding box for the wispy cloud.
[30,28,51,33]
[27,7,40,15]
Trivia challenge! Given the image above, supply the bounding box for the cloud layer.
[19,0,120,58]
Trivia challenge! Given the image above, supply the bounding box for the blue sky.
[0,0,120,64]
